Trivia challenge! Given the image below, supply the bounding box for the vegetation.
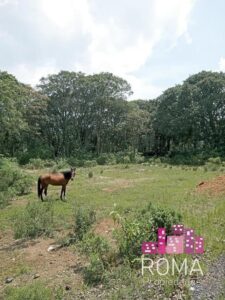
[116,203,182,262]
[1,70,225,162]
[73,207,96,241]
[13,201,54,239]
[4,282,52,300]
[1,68,225,298]
[0,157,33,207]
[0,164,224,298]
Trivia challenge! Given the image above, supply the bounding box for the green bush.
[67,157,84,167]
[116,202,182,262]
[88,171,93,178]
[13,201,54,239]
[4,282,52,300]
[207,157,222,164]
[84,160,97,167]
[27,158,45,169]
[83,253,105,286]
[78,232,110,263]
[0,158,33,207]
[96,154,108,165]
[74,207,96,241]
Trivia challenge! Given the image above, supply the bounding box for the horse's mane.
[61,170,72,180]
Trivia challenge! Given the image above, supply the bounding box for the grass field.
[0,164,224,299]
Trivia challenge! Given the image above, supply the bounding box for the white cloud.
[1,0,196,98]
[10,63,58,86]
[219,57,225,72]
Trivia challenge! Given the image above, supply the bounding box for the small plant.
[88,171,93,178]
[74,207,96,241]
[78,232,110,263]
[83,254,105,286]
[13,201,54,239]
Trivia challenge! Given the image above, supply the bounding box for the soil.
[196,175,225,196]
[93,218,120,247]
[0,231,83,295]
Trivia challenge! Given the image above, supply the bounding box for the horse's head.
[71,167,76,180]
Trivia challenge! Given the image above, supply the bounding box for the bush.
[13,201,54,239]
[207,157,222,164]
[0,158,33,207]
[78,232,110,263]
[88,171,93,178]
[116,202,182,262]
[27,158,45,169]
[67,157,84,167]
[4,282,52,300]
[96,154,108,165]
[83,253,105,286]
[74,207,96,241]
[204,157,222,171]
[83,160,97,167]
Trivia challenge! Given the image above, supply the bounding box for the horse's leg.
[64,185,66,200]
[40,187,44,201]
[44,185,48,197]
[60,186,63,200]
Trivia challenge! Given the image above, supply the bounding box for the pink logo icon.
[142,225,204,255]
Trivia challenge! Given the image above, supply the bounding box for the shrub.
[74,207,96,241]
[4,282,52,300]
[84,160,97,167]
[55,158,69,169]
[96,154,108,165]
[0,158,33,207]
[13,201,54,239]
[134,153,145,164]
[116,202,182,262]
[207,157,222,165]
[83,254,105,286]
[27,158,45,169]
[67,157,84,167]
[78,232,110,263]
[88,171,93,178]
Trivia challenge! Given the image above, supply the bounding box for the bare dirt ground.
[0,231,83,295]
[93,218,120,248]
[197,175,225,195]
[0,217,119,298]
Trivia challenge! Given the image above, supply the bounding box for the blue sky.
[0,0,224,99]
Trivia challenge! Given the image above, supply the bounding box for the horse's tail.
[37,177,42,198]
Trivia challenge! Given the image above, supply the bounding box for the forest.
[1,70,225,164]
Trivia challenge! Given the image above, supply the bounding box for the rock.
[190,287,195,291]
[33,273,40,279]
[5,277,13,284]
[47,244,62,252]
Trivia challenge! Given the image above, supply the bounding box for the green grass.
[0,164,224,298]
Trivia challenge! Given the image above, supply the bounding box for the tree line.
[1,70,225,163]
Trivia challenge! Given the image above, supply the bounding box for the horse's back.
[40,173,66,186]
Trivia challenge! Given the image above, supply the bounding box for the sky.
[0,0,225,99]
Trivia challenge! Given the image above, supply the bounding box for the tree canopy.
[1,70,225,162]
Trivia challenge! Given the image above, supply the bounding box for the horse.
[37,168,76,201]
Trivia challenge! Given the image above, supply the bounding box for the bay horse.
[37,168,76,201]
